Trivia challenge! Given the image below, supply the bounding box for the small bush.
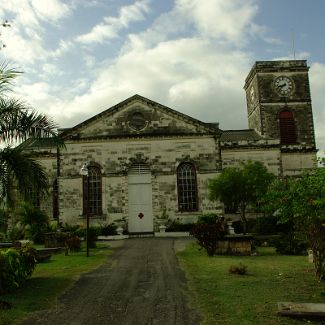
[7,222,25,241]
[0,245,37,294]
[14,202,50,244]
[0,208,10,233]
[75,227,98,248]
[166,222,194,232]
[273,233,308,255]
[191,223,226,256]
[232,219,256,234]
[101,223,117,236]
[0,232,6,241]
[229,263,247,275]
[62,223,80,233]
[253,215,293,235]
[65,235,81,252]
[197,213,218,224]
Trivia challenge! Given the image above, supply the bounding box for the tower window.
[279,110,296,144]
[82,165,102,216]
[177,162,198,212]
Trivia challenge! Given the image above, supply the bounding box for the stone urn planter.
[159,225,167,233]
[113,218,127,235]
[155,218,167,232]
[227,220,235,235]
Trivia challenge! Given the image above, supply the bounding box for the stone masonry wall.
[58,135,221,224]
[221,147,281,175]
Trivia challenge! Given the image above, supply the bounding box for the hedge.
[0,245,37,294]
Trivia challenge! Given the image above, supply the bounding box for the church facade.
[28,60,317,232]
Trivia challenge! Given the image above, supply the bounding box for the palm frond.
[0,146,49,200]
[19,109,58,139]
[0,97,59,144]
[0,62,22,95]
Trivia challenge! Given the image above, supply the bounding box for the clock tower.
[244,60,317,174]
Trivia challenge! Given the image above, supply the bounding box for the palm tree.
[0,63,61,207]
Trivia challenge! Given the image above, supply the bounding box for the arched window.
[83,165,102,216]
[177,162,198,212]
[53,178,59,219]
[279,110,296,144]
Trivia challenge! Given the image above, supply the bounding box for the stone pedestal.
[216,234,253,255]
[159,225,166,233]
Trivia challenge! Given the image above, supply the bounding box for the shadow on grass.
[0,276,71,324]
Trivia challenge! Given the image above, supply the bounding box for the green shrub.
[166,223,194,232]
[65,235,81,252]
[101,223,117,236]
[0,245,37,294]
[14,202,49,244]
[7,222,25,241]
[273,233,308,255]
[0,232,6,241]
[191,222,226,256]
[62,223,80,233]
[75,227,98,248]
[197,213,218,224]
[253,215,293,235]
[229,263,247,275]
[232,218,256,234]
[0,208,10,233]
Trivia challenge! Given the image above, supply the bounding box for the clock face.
[274,76,294,96]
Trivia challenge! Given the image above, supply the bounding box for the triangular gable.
[61,94,220,140]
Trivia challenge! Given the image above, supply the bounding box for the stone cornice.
[64,132,220,142]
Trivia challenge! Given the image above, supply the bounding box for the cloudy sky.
[0,0,324,156]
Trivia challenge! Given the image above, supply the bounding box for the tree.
[264,161,325,280]
[208,161,274,233]
[0,63,61,207]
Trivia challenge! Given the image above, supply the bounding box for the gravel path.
[21,237,200,325]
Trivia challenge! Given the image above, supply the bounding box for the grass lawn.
[0,243,112,325]
[178,244,325,325]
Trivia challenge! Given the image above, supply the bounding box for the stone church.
[28,60,317,233]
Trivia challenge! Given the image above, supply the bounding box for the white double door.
[128,164,153,233]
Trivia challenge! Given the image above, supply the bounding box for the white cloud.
[273,51,310,61]
[50,40,74,58]
[1,26,48,63]
[31,0,71,22]
[20,35,250,132]
[3,0,322,158]
[175,0,258,44]
[11,0,257,131]
[41,63,63,77]
[0,0,72,64]
[76,0,151,44]
[310,62,325,156]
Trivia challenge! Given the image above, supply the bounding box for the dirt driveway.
[21,237,201,325]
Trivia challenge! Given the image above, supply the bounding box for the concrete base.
[155,232,191,237]
[278,302,325,319]
[98,235,129,240]
[98,232,191,240]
